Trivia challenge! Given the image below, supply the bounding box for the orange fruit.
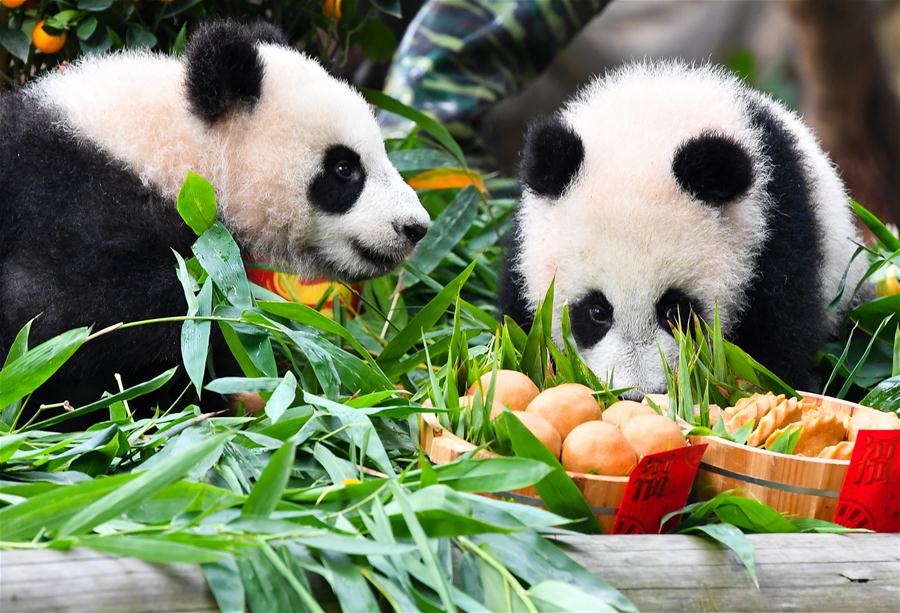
[622,414,687,457]
[602,400,657,428]
[510,411,561,458]
[422,395,512,419]
[468,370,539,412]
[525,383,600,439]
[456,394,511,420]
[322,0,342,19]
[33,20,67,54]
[1,0,27,8]
[642,394,669,410]
[561,421,637,476]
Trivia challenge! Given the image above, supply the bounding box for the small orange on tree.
[1,0,27,8]
[323,0,342,20]
[32,20,67,54]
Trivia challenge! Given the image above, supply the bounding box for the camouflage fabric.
[383,0,611,169]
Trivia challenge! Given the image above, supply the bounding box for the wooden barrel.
[420,413,628,532]
[688,393,862,521]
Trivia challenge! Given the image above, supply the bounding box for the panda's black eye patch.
[520,116,584,199]
[656,289,702,335]
[571,290,613,348]
[310,145,366,215]
[672,132,754,205]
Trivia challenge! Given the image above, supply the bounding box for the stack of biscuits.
[721,392,899,459]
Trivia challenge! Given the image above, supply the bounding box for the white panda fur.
[0,20,428,406]
[29,34,427,280]
[500,61,865,397]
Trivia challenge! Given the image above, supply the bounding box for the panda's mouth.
[350,239,404,269]
[301,241,405,282]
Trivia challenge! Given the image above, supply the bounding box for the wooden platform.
[2,533,897,612]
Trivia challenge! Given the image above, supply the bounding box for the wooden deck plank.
[556,533,900,612]
[2,534,898,612]
[1,549,218,613]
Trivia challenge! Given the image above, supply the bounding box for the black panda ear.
[672,133,754,205]
[184,20,284,123]
[245,20,289,46]
[520,116,585,199]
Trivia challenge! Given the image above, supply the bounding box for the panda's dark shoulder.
[0,91,190,249]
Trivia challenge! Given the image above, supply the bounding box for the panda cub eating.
[0,21,428,395]
[500,62,865,397]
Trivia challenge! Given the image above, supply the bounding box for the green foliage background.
[1,3,898,611]
[0,0,399,87]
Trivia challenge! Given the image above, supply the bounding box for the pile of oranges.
[467,370,688,476]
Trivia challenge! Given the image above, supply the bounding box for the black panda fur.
[185,20,284,123]
[520,116,585,199]
[672,132,755,205]
[727,102,826,390]
[0,94,197,407]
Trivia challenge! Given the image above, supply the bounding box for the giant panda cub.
[0,21,429,400]
[500,62,865,397]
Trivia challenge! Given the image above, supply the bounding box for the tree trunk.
[785,0,900,227]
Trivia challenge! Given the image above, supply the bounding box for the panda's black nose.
[395,222,428,244]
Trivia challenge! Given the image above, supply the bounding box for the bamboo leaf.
[387,481,457,613]
[403,187,480,283]
[176,171,218,236]
[192,222,252,307]
[74,534,228,564]
[688,523,758,586]
[0,327,89,409]
[2,318,32,368]
[473,532,635,612]
[296,534,416,555]
[838,314,894,398]
[765,424,802,454]
[206,377,282,394]
[361,88,465,163]
[26,367,177,430]
[182,279,213,396]
[0,433,27,463]
[730,418,756,446]
[850,199,900,251]
[242,439,296,517]
[265,372,297,424]
[58,433,230,536]
[257,300,371,358]
[529,580,615,612]
[388,148,459,172]
[319,551,381,613]
[429,457,552,493]
[860,374,900,413]
[851,298,899,339]
[0,474,136,541]
[203,559,245,613]
[378,261,476,370]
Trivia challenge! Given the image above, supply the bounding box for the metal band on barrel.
[699,462,841,498]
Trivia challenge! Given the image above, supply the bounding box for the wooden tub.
[687,393,870,521]
[421,412,630,532]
